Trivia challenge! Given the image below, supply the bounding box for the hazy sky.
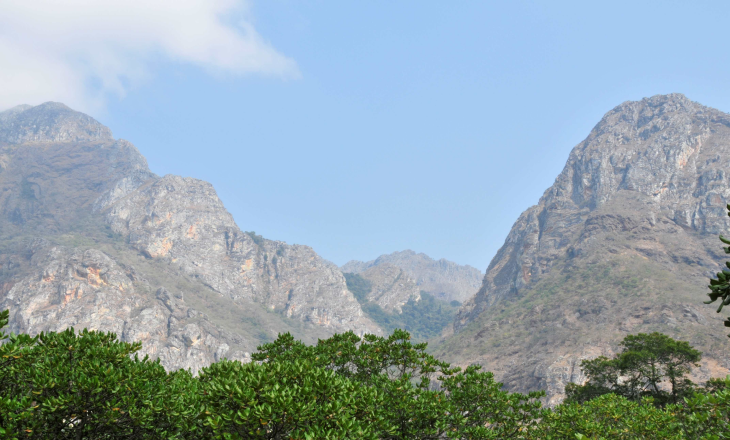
[2,1,730,269]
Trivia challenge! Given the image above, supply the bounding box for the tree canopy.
[566,332,701,406]
[1,309,730,439]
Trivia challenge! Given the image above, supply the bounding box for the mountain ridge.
[438,93,730,404]
[342,249,483,303]
[0,102,381,375]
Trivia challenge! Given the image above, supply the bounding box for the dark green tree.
[706,204,730,336]
[0,311,198,439]
[198,359,381,439]
[534,394,685,440]
[566,332,701,406]
[254,329,544,439]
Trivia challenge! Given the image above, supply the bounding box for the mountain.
[436,94,730,405]
[0,102,380,375]
[342,250,483,303]
[353,264,421,313]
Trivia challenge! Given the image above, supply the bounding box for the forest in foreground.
[1,307,730,439]
[3,206,730,440]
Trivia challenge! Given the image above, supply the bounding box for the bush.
[534,394,684,439]
[245,231,264,246]
[253,329,545,439]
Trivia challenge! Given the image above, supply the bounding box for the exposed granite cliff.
[356,264,421,313]
[439,94,730,405]
[96,175,377,334]
[0,102,380,375]
[342,250,483,302]
[0,242,251,375]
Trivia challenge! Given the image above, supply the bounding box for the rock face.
[0,242,250,375]
[357,264,421,313]
[0,102,379,375]
[0,102,113,145]
[0,104,152,235]
[439,94,730,404]
[342,250,483,303]
[97,175,377,334]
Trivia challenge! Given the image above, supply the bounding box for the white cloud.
[0,0,299,112]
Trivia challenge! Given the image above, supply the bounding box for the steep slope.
[0,103,152,235]
[0,102,379,374]
[342,250,483,302]
[357,264,421,313]
[436,94,730,405]
[96,175,376,333]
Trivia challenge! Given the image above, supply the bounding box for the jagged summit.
[0,101,113,145]
[0,101,381,376]
[343,250,483,302]
[601,93,705,125]
[457,93,730,328]
[439,94,730,405]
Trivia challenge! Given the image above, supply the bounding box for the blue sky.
[2,1,730,269]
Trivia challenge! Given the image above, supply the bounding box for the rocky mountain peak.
[442,94,730,404]
[457,93,730,328]
[342,250,483,303]
[0,101,382,379]
[358,264,421,313]
[0,102,113,145]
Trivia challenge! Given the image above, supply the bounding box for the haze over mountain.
[3,94,730,407]
[342,250,483,303]
[0,102,380,375]
[436,93,730,405]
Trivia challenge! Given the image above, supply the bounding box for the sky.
[1,1,730,270]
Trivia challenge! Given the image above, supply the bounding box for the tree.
[197,359,381,439]
[254,329,544,439]
[0,310,36,439]
[673,377,730,439]
[706,204,730,336]
[566,332,701,406]
[0,312,198,439]
[533,394,684,440]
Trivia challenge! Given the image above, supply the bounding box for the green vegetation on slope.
[344,272,460,341]
[706,218,730,336]
[343,272,372,303]
[2,309,729,439]
[565,332,702,406]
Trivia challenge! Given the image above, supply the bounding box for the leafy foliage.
[535,394,685,439]
[0,322,197,439]
[198,359,381,439]
[706,204,730,336]
[3,308,730,439]
[253,329,545,439]
[566,332,701,406]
